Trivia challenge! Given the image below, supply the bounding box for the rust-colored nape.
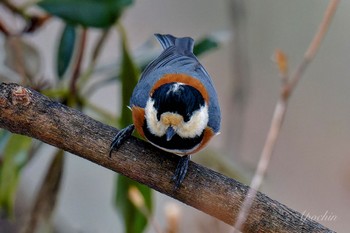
[150,74,209,103]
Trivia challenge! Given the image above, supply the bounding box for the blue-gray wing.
[130,34,221,133]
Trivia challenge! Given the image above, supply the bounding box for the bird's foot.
[172,155,191,190]
[109,124,135,157]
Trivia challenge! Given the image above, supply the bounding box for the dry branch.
[0,83,334,233]
[233,1,339,231]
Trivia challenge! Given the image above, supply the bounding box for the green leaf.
[115,26,153,233]
[0,134,32,216]
[119,26,139,128]
[193,36,219,57]
[38,0,134,28]
[57,24,76,78]
[116,176,153,233]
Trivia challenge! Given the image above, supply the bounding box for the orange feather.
[150,73,209,103]
[132,106,146,138]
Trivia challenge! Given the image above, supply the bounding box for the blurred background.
[0,0,348,232]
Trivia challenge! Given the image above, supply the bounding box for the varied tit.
[109,34,221,189]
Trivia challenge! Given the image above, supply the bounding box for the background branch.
[0,83,334,233]
[233,0,339,231]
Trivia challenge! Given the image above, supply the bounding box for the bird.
[109,34,221,189]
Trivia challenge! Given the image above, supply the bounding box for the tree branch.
[0,83,334,233]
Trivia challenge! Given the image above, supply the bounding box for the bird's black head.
[152,82,204,122]
[143,82,209,153]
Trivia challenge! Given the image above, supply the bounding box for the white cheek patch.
[176,104,208,138]
[145,99,167,137]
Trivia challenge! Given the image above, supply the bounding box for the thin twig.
[0,0,28,18]
[0,19,10,36]
[287,0,339,95]
[69,28,87,98]
[20,150,64,233]
[232,1,339,232]
[79,29,111,94]
[6,37,29,85]
[92,29,110,65]
[1,0,50,34]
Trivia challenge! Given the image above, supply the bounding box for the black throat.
[143,120,204,151]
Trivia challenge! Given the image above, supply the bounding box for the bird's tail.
[155,34,194,53]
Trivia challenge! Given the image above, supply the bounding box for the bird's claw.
[172,155,191,190]
[109,124,135,157]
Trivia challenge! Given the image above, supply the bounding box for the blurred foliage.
[115,25,152,233]
[193,37,219,57]
[39,0,133,28]
[57,24,76,78]
[0,133,32,217]
[0,0,221,232]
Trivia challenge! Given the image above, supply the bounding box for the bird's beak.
[166,127,176,141]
